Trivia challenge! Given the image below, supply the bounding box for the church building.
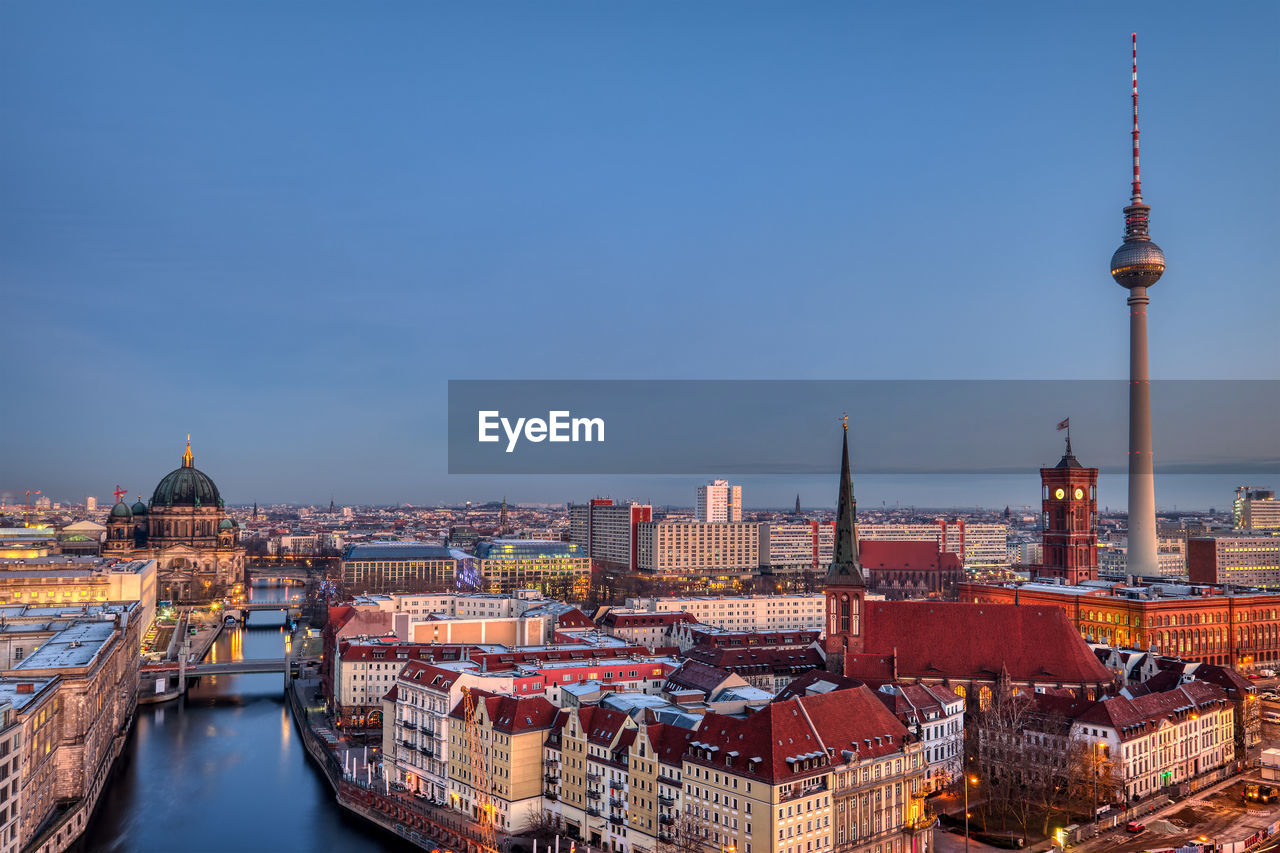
[822,423,1114,707]
[103,439,245,602]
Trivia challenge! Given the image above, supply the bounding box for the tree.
[657,808,709,853]
[517,809,562,849]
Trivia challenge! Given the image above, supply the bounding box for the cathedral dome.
[131,500,148,515]
[150,439,223,508]
[218,517,235,531]
[110,501,132,519]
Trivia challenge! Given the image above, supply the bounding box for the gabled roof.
[576,705,633,747]
[666,660,735,695]
[686,646,824,676]
[859,540,962,572]
[850,602,1114,686]
[446,689,557,734]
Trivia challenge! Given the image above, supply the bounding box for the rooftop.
[13,620,117,672]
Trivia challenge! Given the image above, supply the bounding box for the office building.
[695,480,742,523]
[1188,534,1280,588]
[1235,488,1280,531]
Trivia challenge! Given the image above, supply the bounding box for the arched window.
[978,685,992,711]
[839,595,851,634]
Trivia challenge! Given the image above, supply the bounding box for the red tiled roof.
[446,688,557,734]
[688,686,909,785]
[397,660,465,691]
[686,646,824,676]
[577,705,632,746]
[600,611,697,629]
[666,660,735,695]
[853,602,1114,686]
[859,540,961,571]
[555,608,596,629]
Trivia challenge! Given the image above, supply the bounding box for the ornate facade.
[102,439,244,602]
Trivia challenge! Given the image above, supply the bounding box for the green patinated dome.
[151,466,221,508]
[218,517,234,530]
[131,500,148,515]
[109,501,132,519]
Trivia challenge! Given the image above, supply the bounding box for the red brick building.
[859,540,964,599]
[959,579,1280,670]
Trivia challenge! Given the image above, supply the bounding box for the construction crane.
[461,686,497,852]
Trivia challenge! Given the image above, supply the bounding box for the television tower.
[1110,33,1165,577]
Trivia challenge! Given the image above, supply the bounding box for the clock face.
[1054,488,1065,500]
[1074,488,1085,500]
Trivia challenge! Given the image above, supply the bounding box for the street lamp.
[964,774,978,853]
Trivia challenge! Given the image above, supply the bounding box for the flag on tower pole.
[1056,418,1070,431]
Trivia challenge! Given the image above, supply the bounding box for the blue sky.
[2,2,1277,509]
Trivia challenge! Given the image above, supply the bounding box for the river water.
[77,586,400,853]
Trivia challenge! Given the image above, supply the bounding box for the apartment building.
[683,688,930,853]
[544,704,637,850]
[626,594,825,632]
[446,689,559,833]
[759,522,834,572]
[568,500,653,571]
[859,521,1008,567]
[332,641,470,728]
[1076,681,1235,802]
[875,683,965,794]
[597,611,696,649]
[0,558,157,633]
[635,522,759,575]
[696,481,742,523]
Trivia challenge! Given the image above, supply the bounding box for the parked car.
[1260,668,1277,677]
[1125,822,1145,833]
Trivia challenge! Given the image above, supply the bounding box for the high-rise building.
[567,499,652,571]
[694,479,741,523]
[1110,35,1166,577]
[758,520,834,571]
[1235,488,1280,531]
[1036,436,1099,585]
[84,496,97,512]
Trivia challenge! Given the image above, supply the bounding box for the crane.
[461,686,497,852]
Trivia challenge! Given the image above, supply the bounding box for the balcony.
[544,790,559,801]
[545,773,560,783]
[657,773,680,787]
[400,720,417,730]
[586,807,601,818]
[658,832,674,843]
[658,794,675,807]
[586,772,602,783]
[610,797,626,809]
[401,739,415,750]
[609,815,624,827]
[418,745,431,755]
[659,814,675,826]
[544,758,560,767]
[586,790,601,800]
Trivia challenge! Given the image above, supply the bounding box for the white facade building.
[695,480,742,523]
[625,593,825,631]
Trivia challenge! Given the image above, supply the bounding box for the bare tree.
[658,808,710,853]
[517,809,562,848]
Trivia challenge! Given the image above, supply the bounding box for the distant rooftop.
[343,542,453,561]
[13,620,117,672]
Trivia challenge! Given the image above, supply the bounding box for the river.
[77,586,401,853]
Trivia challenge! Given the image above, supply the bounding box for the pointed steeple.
[795,494,802,516]
[181,434,194,468]
[828,416,865,585]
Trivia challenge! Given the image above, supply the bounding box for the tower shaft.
[1127,286,1158,576]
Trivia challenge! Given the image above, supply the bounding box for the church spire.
[828,415,865,585]
[182,434,194,468]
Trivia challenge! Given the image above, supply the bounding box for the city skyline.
[5,4,1277,511]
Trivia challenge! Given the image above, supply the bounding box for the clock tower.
[1037,435,1099,585]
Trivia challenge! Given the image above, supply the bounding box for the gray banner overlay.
[447,380,1279,475]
